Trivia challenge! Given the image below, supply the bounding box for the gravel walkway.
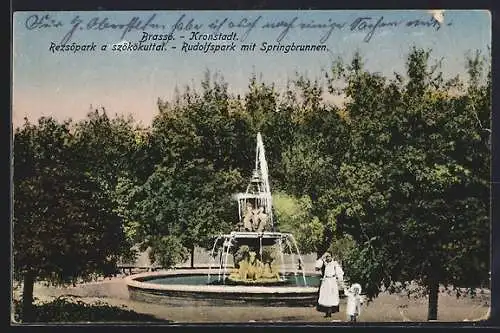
[12,277,490,323]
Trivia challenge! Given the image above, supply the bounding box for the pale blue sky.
[12,10,491,127]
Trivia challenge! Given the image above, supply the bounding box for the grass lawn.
[11,278,490,323]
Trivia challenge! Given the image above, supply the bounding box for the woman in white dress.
[315,252,345,317]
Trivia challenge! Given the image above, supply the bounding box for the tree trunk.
[190,245,195,268]
[22,271,35,322]
[427,278,439,321]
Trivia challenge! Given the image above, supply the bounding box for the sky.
[12,10,491,128]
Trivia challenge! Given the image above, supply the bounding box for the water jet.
[126,133,320,306]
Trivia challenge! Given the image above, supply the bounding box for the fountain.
[125,133,321,306]
[208,133,307,287]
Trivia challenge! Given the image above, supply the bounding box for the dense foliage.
[13,48,490,321]
[325,49,490,320]
[12,297,167,323]
[13,116,133,321]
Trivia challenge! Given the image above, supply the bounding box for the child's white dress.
[345,290,364,321]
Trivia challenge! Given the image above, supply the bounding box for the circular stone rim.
[125,268,320,294]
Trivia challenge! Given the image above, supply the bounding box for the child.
[345,283,364,322]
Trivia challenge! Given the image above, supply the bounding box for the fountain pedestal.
[208,133,308,287]
[125,133,318,306]
[210,231,307,287]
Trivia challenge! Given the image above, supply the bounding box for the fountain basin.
[125,269,321,307]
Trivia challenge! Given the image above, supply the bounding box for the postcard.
[11,9,491,324]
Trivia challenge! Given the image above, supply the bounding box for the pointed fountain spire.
[212,132,308,286]
[234,132,277,231]
[255,132,273,228]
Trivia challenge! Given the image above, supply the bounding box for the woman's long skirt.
[316,277,340,314]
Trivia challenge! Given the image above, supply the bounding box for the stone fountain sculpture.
[208,133,307,286]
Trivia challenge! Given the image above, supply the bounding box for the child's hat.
[350,283,362,293]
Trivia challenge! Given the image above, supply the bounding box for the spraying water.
[256,133,274,228]
[289,234,307,285]
[208,133,309,286]
[207,235,222,283]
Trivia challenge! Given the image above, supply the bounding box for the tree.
[272,75,349,256]
[71,108,146,263]
[13,117,128,322]
[132,159,244,268]
[325,48,490,320]
[272,192,323,254]
[138,73,249,267]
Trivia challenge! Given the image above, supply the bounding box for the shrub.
[12,296,168,323]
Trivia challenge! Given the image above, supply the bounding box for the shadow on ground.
[12,296,171,323]
[13,279,490,323]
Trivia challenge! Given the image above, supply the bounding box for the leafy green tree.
[324,48,490,320]
[272,192,323,254]
[243,77,290,189]
[13,117,128,322]
[71,108,147,263]
[71,108,139,186]
[271,75,348,256]
[112,176,143,262]
[132,159,244,268]
[327,235,357,267]
[138,74,251,267]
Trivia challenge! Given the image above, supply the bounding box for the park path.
[13,277,490,323]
